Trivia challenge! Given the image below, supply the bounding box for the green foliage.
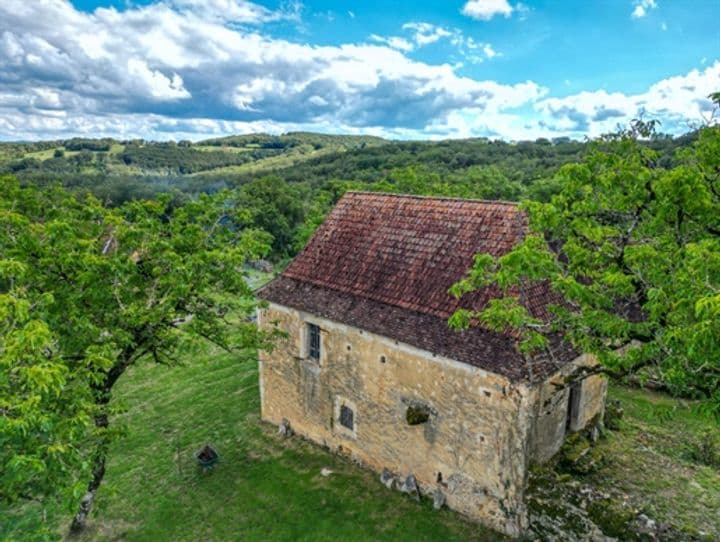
[118,142,258,174]
[236,176,306,258]
[1,132,693,213]
[451,125,720,413]
[63,138,113,152]
[0,175,273,533]
[684,430,720,469]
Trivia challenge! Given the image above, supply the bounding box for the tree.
[449,122,720,416]
[238,176,305,258]
[0,176,273,533]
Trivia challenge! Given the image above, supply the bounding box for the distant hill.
[0,131,697,204]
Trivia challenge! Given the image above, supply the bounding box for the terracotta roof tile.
[258,192,577,381]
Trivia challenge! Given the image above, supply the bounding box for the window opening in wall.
[307,323,321,361]
[567,381,582,429]
[339,404,354,430]
[406,404,431,425]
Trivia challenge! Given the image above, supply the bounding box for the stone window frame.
[333,395,357,439]
[299,319,324,365]
[307,322,321,361]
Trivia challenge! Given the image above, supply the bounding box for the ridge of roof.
[342,190,521,207]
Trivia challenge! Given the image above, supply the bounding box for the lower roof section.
[258,276,577,383]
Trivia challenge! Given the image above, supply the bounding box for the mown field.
[3,340,718,541]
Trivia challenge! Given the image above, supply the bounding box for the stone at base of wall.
[261,416,529,539]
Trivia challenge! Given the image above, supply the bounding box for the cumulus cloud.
[535,61,720,136]
[0,0,715,142]
[0,1,543,140]
[462,0,514,21]
[631,0,657,19]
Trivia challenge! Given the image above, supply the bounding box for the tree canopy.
[0,176,273,534]
[450,123,720,415]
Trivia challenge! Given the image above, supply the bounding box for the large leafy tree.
[450,121,720,415]
[0,177,272,533]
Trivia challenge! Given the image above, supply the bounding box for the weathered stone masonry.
[258,303,606,537]
[257,192,607,537]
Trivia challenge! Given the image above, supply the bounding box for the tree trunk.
[68,350,138,534]
[69,447,106,534]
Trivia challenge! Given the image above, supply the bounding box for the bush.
[558,432,606,475]
[604,399,624,431]
[685,431,720,469]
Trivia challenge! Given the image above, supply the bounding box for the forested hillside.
[0,131,695,205]
[0,131,699,261]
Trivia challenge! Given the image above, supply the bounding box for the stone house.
[257,192,607,537]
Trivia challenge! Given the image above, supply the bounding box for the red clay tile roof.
[258,192,577,382]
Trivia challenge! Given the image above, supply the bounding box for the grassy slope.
[585,387,720,536]
[2,347,717,541]
[2,348,497,542]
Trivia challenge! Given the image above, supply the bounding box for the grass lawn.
[2,344,718,541]
[2,347,499,542]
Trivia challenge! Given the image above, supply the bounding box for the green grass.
[2,352,717,541]
[583,385,720,538]
[22,148,62,160]
[2,348,499,542]
[193,145,254,153]
[191,144,349,177]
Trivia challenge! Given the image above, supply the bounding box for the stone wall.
[257,302,607,537]
[529,355,608,464]
[258,303,534,537]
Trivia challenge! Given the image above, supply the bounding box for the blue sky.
[0,0,718,141]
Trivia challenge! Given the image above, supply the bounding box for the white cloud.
[401,22,452,46]
[370,34,415,52]
[0,0,714,142]
[126,59,191,100]
[370,22,500,64]
[169,0,302,24]
[0,0,541,140]
[535,61,720,136]
[631,0,657,19]
[462,0,514,21]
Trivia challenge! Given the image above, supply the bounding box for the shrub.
[685,431,720,469]
[604,399,624,431]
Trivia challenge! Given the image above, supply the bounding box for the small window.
[307,323,321,361]
[567,382,582,429]
[339,404,354,430]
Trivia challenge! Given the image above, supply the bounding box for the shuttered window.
[307,323,321,361]
[339,404,354,430]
